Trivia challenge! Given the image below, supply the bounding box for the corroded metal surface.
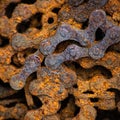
[0,0,120,120]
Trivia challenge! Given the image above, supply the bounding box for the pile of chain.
[0,0,120,120]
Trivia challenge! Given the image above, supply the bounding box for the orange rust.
[0,0,120,120]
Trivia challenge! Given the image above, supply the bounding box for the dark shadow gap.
[73,84,78,88]
[5,101,18,107]
[16,12,43,33]
[28,72,37,81]
[0,35,9,47]
[83,90,94,94]
[5,2,19,18]
[93,65,112,79]
[107,88,120,103]
[81,19,89,29]
[54,40,82,53]
[30,12,43,30]
[0,89,26,102]
[58,94,76,112]
[96,108,120,120]
[11,48,37,68]
[21,0,36,4]
[58,94,80,118]
[0,79,10,88]
[90,98,99,102]
[69,62,113,79]
[95,28,105,41]
[32,95,42,109]
[58,95,70,112]
[106,42,120,53]
[74,105,80,116]
[41,57,46,67]
[11,54,23,68]
[16,20,30,33]
[48,17,54,24]
[52,7,61,14]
